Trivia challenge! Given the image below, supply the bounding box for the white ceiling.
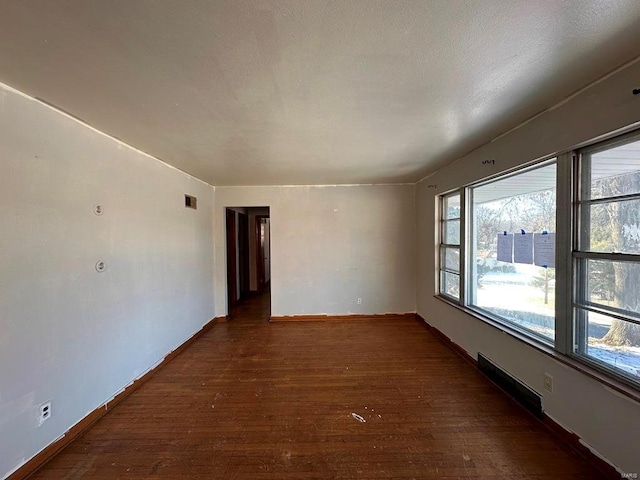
[1,1,640,186]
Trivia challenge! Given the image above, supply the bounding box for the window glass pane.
[441,247,460,273]
[585,198,640,254]
[474,266,555,341]
[441,271,460,299]
[443,219,460,245]
[589,140,640,200]
[577,309,640,380]
[444,194,461,219]
[471,163,556,342]
[586,259,640,318]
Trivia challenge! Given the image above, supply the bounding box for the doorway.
[226,207,270,318]
[255,215,271,293]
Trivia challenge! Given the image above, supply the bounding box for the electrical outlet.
[543,373,553,393]
[39,402,51,425]
[357,298,362,305]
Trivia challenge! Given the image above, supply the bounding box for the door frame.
[226,209,237,309]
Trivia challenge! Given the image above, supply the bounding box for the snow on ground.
[587,343,640,378]
[476,272,555,340]
[475,271,640,379]
[479,273,555,317]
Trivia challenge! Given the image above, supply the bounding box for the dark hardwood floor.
[31,291,600,479]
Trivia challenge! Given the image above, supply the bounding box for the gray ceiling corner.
[1,1,640,186]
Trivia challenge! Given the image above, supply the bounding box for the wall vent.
[185,194,197,209]
[477,353,543,418]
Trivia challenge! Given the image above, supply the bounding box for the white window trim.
[435,128,640,392]
[569,131,640,387]
[463,158,557,344]
[438,191,463,301]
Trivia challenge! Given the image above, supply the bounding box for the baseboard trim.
[415,313,478,366]
[270,313,415,322]
[8,315,223,480]
[415,314,620,480]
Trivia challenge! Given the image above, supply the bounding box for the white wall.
[416,59,640,474]
[0,84,216,479]
[214,185,416,317]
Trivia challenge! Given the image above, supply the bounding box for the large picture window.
[435,128,640,390]
[470,162,556,342]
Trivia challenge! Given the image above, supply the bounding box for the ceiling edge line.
[216,183,417,188]
[0,80,214,189]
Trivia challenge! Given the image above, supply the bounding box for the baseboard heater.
[477,353,543,418]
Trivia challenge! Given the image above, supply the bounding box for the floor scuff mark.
[351,413,366,423]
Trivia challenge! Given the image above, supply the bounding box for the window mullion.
[459,188,467,305]
[467,185,477,307]
[555,152,573,355]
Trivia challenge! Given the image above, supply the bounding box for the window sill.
[433,294,640,403]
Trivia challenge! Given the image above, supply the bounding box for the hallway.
[30,292,599,479]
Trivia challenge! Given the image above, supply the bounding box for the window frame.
[435,127,640,393]
[466,158,558,345]
[570,131,640,386]
[438,191,464,302]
